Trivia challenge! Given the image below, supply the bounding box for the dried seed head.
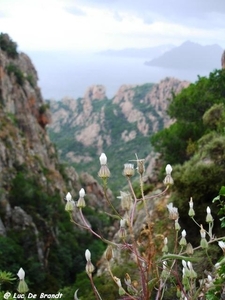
[105,245,113,261]
[123,163,135,177]
[136,159,145,175]
[118,191,132,211]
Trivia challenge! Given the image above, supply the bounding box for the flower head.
[85,249,94,274]
[17,268,29,293]
[65,192,75,212]
[179,230,187,246]
[188,197,195,217]
[98,153,110,179]
[200,225,208,249]
[163,164,174,186]
[206,206,213,223]
[77,188,86,208]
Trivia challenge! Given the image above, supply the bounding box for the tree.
[151,69,225,164]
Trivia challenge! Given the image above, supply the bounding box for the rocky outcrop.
[112,78,189,134]
[48,78,189,187]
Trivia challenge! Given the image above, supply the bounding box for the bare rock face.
[84,85,106,101]
[112,78,189,136]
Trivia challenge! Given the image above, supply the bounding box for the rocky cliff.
[48,78,189,188]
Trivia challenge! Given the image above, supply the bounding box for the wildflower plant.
[64,153,225,300]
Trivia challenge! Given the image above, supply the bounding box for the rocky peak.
[84,84,107,100]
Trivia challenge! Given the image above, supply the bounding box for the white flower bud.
[66,192,72,201]
[207,275,213,282]
[120,219,126,228]
[85,249,91,262]
[79,188,85,198]
[182,260,187,268]
[187,261,192,270]
[200,225,206,238]
[165,164,172,175]
[17,268,25,280]
[218,241,225,251]
[182,229,186,237]
[189,198,193,209]
[99,153,107,165]
[206,206,211,214]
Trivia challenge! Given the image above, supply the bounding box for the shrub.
[0,33,18,58]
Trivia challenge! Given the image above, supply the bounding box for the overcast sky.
[1,0,225,52]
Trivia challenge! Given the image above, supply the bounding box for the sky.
[1,0,225,52]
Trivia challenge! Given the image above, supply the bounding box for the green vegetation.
[0,33,18,59]
[151,69,225,164]
[151,68,225,244]
[0,169,107,294]
[39,103,50,114]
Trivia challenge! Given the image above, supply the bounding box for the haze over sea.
[28,51,214,101]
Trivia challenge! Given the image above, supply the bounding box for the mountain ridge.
[97,44,175,59]
[145,41,223,70]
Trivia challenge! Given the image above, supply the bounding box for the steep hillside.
[48,78,189,189]
[0,34,111,293]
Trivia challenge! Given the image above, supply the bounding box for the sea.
[27,51,214,100]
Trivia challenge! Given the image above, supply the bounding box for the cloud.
[64,6,86,16]
[75,0,225,28]
[0,0,224,51]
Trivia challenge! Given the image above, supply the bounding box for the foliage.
[39,103,50,114]
[0,33,18,58]
[0,169,110,295]
[151,69,225,164]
